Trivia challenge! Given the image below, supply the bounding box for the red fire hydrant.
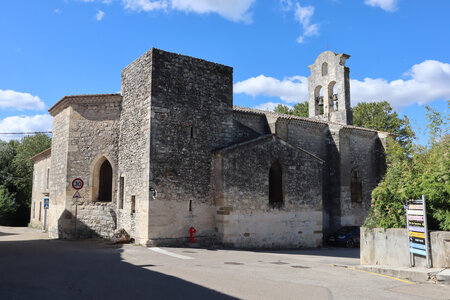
[189,226,197,243]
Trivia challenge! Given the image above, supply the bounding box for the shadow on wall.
[0,232,236,299]
[57,208,117,239]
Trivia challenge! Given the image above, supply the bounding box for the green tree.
[0,140,18,192]
[365,104,449,230]
[273,104,292,115]
[353,101,415,147]
[0,134,51,225]
[0,186,17,225]
[273,101,309,117]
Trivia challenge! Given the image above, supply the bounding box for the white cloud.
[280,0,293,11]
[234,75,308,103]
[364,0,398,12]
[294,3,320,43]
[122,0,168,12]
[0,114,53,141]
[0,89,45,111]
[54,8,62,14]
[234,60,450,110]
[171,0,255,23]
[351,60,450,108]
[121,0,255,22]
[280,1,320,44]
[96,9,105,20]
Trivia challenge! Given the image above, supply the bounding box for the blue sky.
[0,0,449,143]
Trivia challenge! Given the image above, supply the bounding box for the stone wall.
[47,94,122,239]
[118,50,153,243]
[361,227,450,268]
[339,129,377,226]
[48,107,71,238]
[30,149,51,229]
[146,49,234,245]
[308,51,352,125]
[213,135,324,248]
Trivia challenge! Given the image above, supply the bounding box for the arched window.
[322,62,328,76]
[98,159,112,202]
[351,170,362,203]
[314,85,324,115]
[328,81,338,111]
[269,161,283,208]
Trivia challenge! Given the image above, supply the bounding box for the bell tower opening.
[308,51,352,125]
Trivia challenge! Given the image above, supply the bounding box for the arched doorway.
[98,159,112,202]
[269,161,283,208]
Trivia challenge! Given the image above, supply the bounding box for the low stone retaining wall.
[360,227,450,268]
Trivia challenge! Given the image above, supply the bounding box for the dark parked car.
[327,226,360,248]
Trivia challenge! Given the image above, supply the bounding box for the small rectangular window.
[119,177,124,209]
[46,168,50,189]
[39,202,42,221]
[131,195,136,215]
[32,202,35,219]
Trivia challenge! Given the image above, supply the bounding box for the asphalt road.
[0,226,448,300]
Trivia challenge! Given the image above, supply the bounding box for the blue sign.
[44,197,49,209]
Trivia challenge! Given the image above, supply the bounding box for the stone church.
[29,49,388,248]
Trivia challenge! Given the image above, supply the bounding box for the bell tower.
[308,51,353,125]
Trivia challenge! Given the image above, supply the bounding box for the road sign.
[72,178,84,190]
[44,197,49,209]
[405,195,431,268]
[73,191,81,198]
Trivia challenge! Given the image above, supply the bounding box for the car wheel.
[346,239,354,248]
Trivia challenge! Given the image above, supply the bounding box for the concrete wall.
[361,227,450,268]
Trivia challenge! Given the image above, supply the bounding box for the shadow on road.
[0,231,16,237]
[0,237,236,299]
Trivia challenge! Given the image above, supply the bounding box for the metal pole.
[405,199,413,267]
[43,208,47,232]
[422,195,432,268]
[74,197,78,239]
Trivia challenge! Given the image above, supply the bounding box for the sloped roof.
[232,105,388,135]
[213,134,324,163]
[30,147,51,163]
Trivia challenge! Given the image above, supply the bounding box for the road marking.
[330,264,415,285]
[148,247,194,260]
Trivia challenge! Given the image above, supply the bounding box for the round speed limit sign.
[72,178,84,190]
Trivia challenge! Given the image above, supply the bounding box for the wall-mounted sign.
[44,197,49,209]
[405,195,431,268]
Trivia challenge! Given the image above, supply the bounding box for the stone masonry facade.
[30,48,388,248]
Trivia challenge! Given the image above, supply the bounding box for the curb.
[356,265,449,284]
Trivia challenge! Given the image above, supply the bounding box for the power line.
[0,131,52,135]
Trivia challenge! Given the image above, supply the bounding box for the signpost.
[43,196,49,232]
[405,195,431,268]
[72,178,84,238]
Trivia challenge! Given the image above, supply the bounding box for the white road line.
[148,247,194,260]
